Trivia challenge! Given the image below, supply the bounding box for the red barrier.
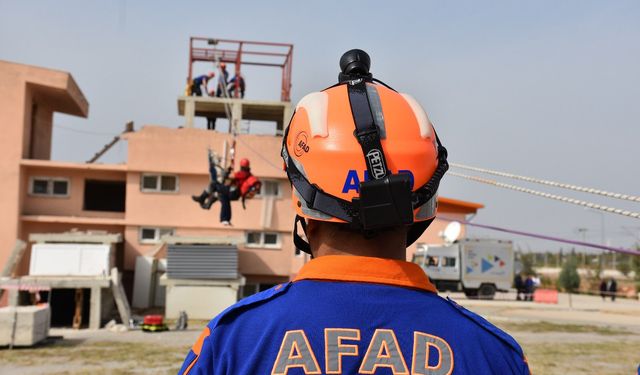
[534,288,559,304]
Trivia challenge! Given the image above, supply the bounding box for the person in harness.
[191,150,261,226]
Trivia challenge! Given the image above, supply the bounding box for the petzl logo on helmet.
[294,132,310,157]
[366,149,386,179]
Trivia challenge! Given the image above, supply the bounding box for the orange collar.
[294,255,437,293]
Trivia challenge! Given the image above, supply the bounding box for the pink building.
[0,60,483,308]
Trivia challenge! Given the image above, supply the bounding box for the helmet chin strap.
[293,214,313,256]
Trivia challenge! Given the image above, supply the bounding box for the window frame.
[139,227,175,244]
[28,176,70,198]
[245,231,282,249]
[255,179,282,199]
[140,173,179,193]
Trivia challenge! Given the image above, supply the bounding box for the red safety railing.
[188,37,294,102]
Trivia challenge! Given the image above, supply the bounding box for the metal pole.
[577,228,587,266]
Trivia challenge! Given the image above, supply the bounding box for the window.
[257,180,280,198]
[84,180,126,212]
[443,257,457,267]
[245,231,281,249]
[52,180,68,195]
[141,175,158,190]
[29,177,69,197]
[141,174,178,193]
[427,256,440,267]
[264,233,279,245]
[139,227,175,244]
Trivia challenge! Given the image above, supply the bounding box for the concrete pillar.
[261,196,275,229]
[280,103,293,134]
[231,101,242,134]
[89,286,102,329]
[184,98,195,128]
[7,289,19,306]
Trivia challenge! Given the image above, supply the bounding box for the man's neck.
[306,220,408,261]
[311,234,407,261]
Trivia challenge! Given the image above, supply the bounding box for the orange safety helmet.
[220,62,227,69]
[281,49,448,253]
[240,158,250,168]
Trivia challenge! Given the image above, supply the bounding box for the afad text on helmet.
[294,131,310,157]
[343,169,415,194]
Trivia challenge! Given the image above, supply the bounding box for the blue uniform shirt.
[193,75,208,85]
[179,255,530,374]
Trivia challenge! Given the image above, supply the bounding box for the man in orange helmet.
[180,50,530,374]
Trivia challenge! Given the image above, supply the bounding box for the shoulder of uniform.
[206,282,292,331]
[444,297,524,356]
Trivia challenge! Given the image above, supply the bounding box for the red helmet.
[240,158,250,168]
[220,62,227,69]
[281,49,448,253]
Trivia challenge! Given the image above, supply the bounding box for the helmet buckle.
[355,174,414,231]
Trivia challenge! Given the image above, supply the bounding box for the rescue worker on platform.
[180,49,530,374]
[227,73,245,98]
[190,72,214,97]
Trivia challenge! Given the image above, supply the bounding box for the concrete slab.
[177,96,292,131]
[0,305,50,346]
[29,231,122,244]
[0,276,110,289]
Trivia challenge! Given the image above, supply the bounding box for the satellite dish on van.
[443,221,462,244]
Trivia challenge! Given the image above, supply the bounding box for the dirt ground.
[1,291,638,374]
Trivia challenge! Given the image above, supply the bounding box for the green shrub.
[559,255,581,293]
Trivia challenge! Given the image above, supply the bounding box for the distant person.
[206,90,217,130]
[190,72,215,96]
[599,279,607,301]
[227,74,245,98]
[532,275,541,288]
[524,275,535,301]
[215,63,230,97]
[607,277,617,302]
[514,273,524,301]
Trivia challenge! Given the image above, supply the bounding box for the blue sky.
[1,1,639,250]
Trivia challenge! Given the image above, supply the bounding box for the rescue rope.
[236,136,283,172]
[448,172,640,220]
[450,163,640,203]
[438,216,640,256]
[212,54,236,170]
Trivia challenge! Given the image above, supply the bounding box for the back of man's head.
[281,49,448,259]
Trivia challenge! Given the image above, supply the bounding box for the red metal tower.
[187,37,294,102]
